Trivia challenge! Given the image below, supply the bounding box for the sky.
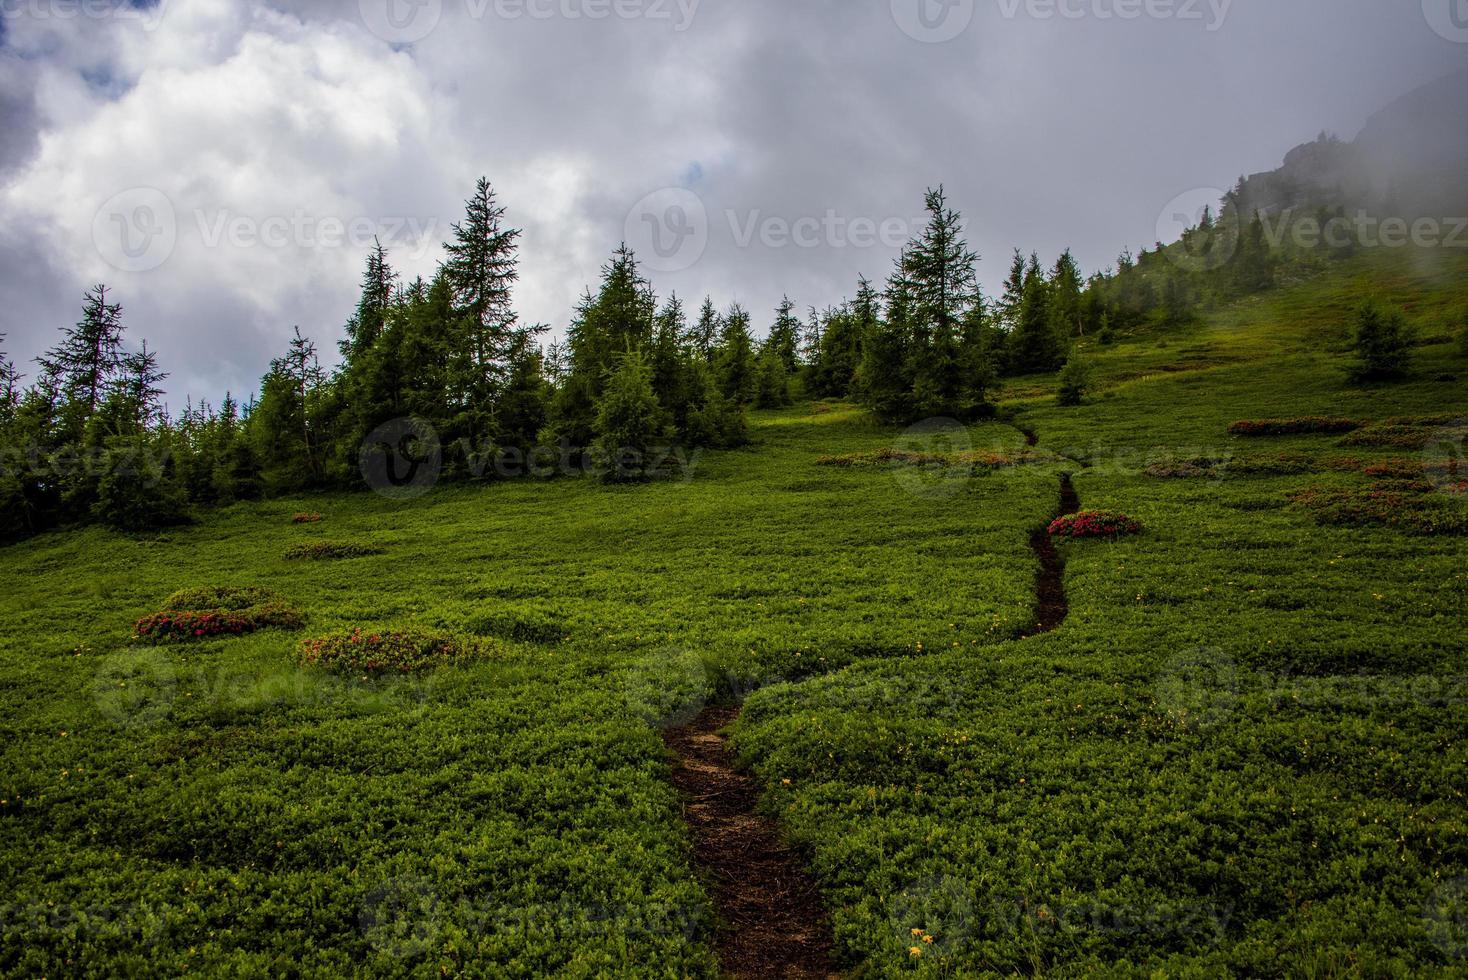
[0,0,1465,408]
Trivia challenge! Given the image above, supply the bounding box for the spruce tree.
[555,246,657,446]
[715,303,758,406]
[996,249,1027,331]
[689,297,721,362]
[39,285,126,438]
[650,293,691,429]
[767,297,802,374]
[1347,304,1414,382]
[443,177,522,397]
[594,348,664,482]
[0,333,19,421]
[1050,249,1083,338]
[755,344,792,408]
[341,239,397,360]
[119,340,168,431]
[853,258,915,422]
[1008,255,1064,373]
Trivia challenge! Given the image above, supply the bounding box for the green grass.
[3,247,1468,977]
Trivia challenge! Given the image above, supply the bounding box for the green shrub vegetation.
[298,628,505,676]
[2,243,1467,975]
[283,540,385,561]
[134,586,305,641]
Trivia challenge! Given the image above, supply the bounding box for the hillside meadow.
[2,248,1467,976]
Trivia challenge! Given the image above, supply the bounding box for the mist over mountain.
[1234,67,1468,220]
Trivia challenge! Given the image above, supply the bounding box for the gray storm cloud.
[0,0,1463,407]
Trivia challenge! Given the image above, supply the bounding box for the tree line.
[0,177,1305,541]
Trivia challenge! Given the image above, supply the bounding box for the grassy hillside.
[2,247,1467,976]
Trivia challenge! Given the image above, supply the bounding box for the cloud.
[0,0,1463,407]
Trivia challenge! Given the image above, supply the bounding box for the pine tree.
[755,344,792,408]
[996,249,1027,331]
[1008,254,1064,373]
[853,258,915,422]
[594,348,664,482]
[1056,355,1091,406]
[650,293,691,429]
[1050,249,1083,338]
[341,239,397,359]
[443,177,522,398]
[689,297,721,362]
[1347,304,1414,382]
[767,297,802,374]
[497,338,551,453]
[555,245,657,447]
[715,303,758,406]
[0,333,19,421]
[119,340,168,431]
[39,285,125,438]
[906,187,981,342]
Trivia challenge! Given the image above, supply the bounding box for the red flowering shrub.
[292,513,324,524]
[1228,418,1363,437]
[135,587,304,642]
[284,541,384,561]
[1047,511,1143,539]
[298,628,503,676]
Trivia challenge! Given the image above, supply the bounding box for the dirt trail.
[662,707,837,979]
[1024,472,1079,636]
[661,422,1077,976]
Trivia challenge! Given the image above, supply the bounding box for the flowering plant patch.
[283,541,384,561]
[135,586,304,642]
[292,513,324,524]
[298,628,503,676]
[1228,418,1363,437]
[1047,511,1143,539]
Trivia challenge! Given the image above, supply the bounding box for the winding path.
[661,421,1078,977]
[661,708,837,978]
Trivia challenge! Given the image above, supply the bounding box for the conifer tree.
[341,239,397,359]
[594,348,664,482]
[1049,249,1083,338]
[996,249,1027,331]
[555,245,657,447]
[1008,255,1065,373]
[689,297,721,362]
[767,297,802,374]
[119,340,168,431]
[715,303,758,406]
[443,177,522,397]
[39,285,125,438]
[0,333,19,421]
[650,293,691,429]
[755,343,792,408]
